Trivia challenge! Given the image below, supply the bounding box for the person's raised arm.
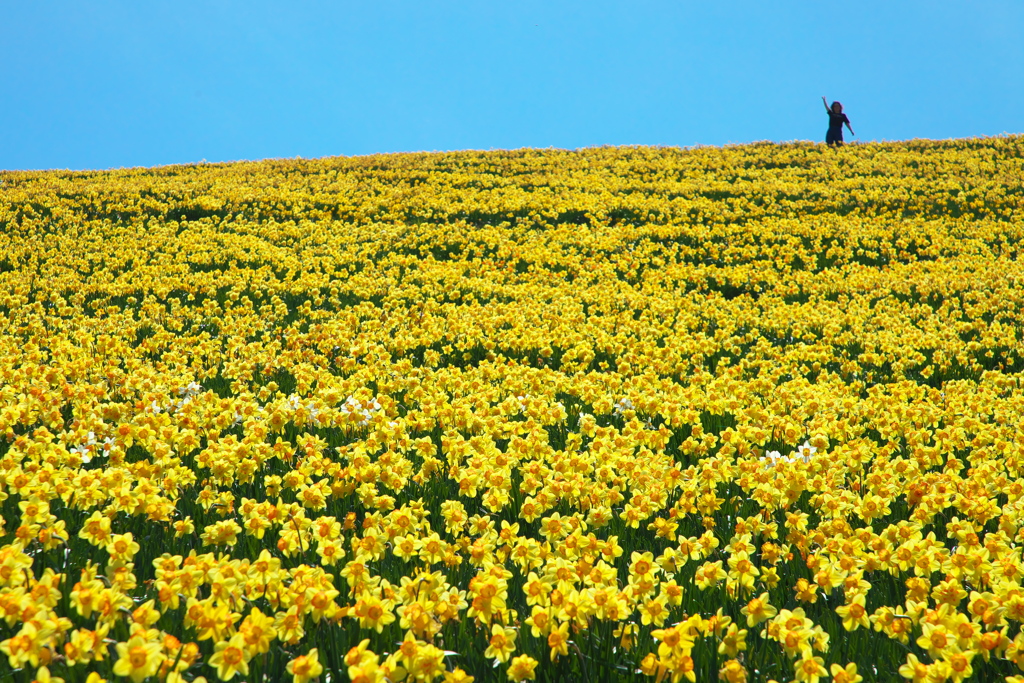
[822,96,832,114]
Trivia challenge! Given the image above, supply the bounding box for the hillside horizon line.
[3,133,1022,176]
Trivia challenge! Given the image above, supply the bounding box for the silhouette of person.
[822,97,855,146]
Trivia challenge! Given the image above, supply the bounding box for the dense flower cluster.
[1,136,1024,682]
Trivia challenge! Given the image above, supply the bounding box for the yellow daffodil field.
[3,136,1024,683]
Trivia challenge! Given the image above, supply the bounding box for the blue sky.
[2,1,1022,171]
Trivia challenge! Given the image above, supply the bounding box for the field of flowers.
[1,136,1024,683]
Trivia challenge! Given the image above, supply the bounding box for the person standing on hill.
[823,97,855,146]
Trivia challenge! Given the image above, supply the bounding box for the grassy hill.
[1,137,1023,682]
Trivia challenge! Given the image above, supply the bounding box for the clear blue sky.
[2,1,1022,171]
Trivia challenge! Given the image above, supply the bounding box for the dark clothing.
[826,111,850,145]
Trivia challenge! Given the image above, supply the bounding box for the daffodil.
[112,634,164,683]
[506,654,538,681]
[485,623,518,663]
[286,648,324,683]
[208,633,252,680]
